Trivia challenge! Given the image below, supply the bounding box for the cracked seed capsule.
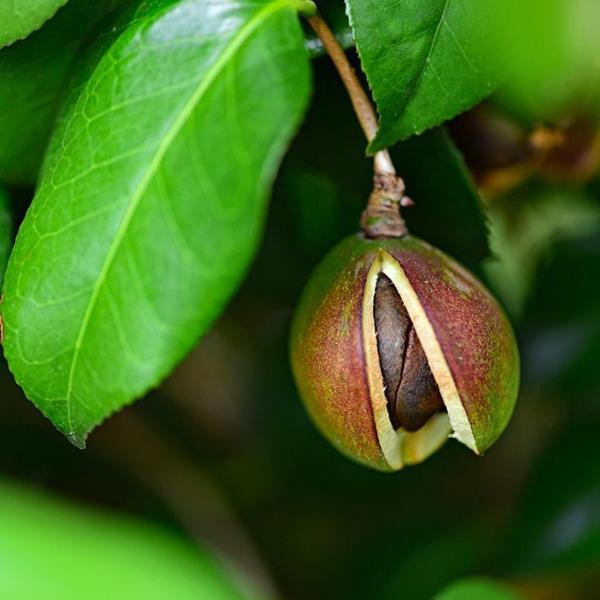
[374,273,445,432]
[290,234,520,471]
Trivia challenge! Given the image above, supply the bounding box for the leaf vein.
[62,0,293,433]
[396,0,451,117]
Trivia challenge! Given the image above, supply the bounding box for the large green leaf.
[345,0,501,152]
[2,0,311,446]
[0,0,117,185]
[0,0,68,48]
[0,478,246,599]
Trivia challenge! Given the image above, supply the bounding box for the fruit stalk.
[305,12,407,237]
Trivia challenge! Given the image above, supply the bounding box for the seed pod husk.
[290,234,520,471]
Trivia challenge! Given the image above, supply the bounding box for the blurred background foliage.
[0,0,598,598]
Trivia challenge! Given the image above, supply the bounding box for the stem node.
[361,173,408,238]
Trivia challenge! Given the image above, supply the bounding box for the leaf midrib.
[64,0,293,433]
[394,0,451,119]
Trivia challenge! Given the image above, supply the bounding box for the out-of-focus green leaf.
[523,230,600,396]
[304,0,353,57]
[282,164,349,256]
[0,187,11,287]
[0,0,117,185]
[344,0,501,152]
[506,424,600,574]
[433,577,523,600]
[496,0,600,121]
[391,128,489,272]
[588,175,600,201]
[0,478,246,599]
[306,28,353,58]
[484,183,600,317]
[2,0,311,446]
[378,524,497,600]
[281,56,369,199]
[0,0,68,48]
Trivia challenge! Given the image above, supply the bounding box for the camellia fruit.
[290,229,520,472]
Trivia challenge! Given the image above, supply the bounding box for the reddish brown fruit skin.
[290,234,520,470]
[382,236,520,451]
[290,237,387,470]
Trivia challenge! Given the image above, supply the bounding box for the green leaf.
[484,183,600,317]
[2,0,311,446]
[525,230,600,397]
[495,0,600,121]
[433,577,523,600]
[0,0,118,185]
[391,128,489,272]
[0,478,246,599]
[380,525,497,600]
[0,0,68,48]
[345,0,501,152]
[505,424,600,573]
[282,164,350,256]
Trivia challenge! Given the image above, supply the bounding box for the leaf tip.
[66,431,87,450]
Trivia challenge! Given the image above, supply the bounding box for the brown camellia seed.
[290,234,520,471]
[374,274,445,432]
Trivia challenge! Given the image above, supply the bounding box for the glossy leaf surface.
[0,0,68,47]
[2,0,311,446]
[345,0,501,151]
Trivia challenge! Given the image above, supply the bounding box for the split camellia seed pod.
[290,234,520,471]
